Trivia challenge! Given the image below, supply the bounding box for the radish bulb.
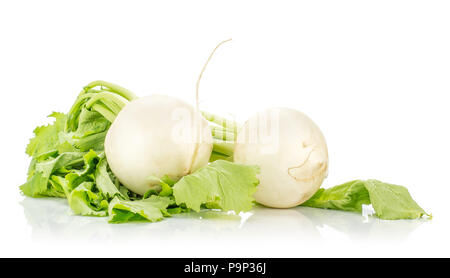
[105,40,232,196]
[234,108,328,208]
[105,95,213,195]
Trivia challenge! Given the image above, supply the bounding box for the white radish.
[105,95,213,195]
[234,108,328,208]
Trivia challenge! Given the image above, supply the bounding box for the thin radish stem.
[83,80,137,101]
[195,39,232,111]
[189,39,232,172]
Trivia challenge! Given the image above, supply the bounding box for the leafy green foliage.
[21,82,136,218]
[95,158,127,200]
[21,81,262,224]
[108,196,174,223]
[301,180,371,212]
[302,179,429,220]
[72,108,111,152]
[68,182,109,217]
[364,180,428,220]
[26,112,67,157]
[173,160,260,213]
[21,152,85,197]
[23,81,429,224]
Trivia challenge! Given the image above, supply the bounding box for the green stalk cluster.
[66,80,138,131]
[65,81,237,163]
[202,111,238,162]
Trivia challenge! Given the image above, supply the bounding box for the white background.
[1,0,449,258]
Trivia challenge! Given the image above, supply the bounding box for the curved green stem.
[83,80,137,101]
[99,99,123,116]
[67,81,135,132]
[91,103,116,123]
[68,93,97,114]
[85,91,129,115]
[66,92,98,131]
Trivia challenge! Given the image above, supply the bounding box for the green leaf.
[302,180,371,213]
[95,158,126,199]
[50,175,70,196]
[71,108,110,152]
[173,160,260,213]
[26,112,67,157]
[159,182,173,197]
[302,179,429,220]
[74,131,108,152]
[166,206,189,215]
[21,81,138,220]
[21,171,66,198]
[64,150,100,191]
[160,175,176,186]
[56,141,77,154]
[73,108,110,138]
[364,179,428,220]
[108,196,174,223]
[68,182,109,217]
[146,175,174,197]
[20,152,85,197]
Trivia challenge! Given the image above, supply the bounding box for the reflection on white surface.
[21,197,426,244]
